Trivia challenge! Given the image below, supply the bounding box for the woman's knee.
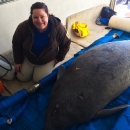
[33,71,50,82]
[33,61,55,82]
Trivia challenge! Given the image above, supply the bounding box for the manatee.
[45,41,130,130]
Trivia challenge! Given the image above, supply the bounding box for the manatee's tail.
[93,104,129,119]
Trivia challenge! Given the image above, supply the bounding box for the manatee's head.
[45,76,74,130]
[45,65,80,130]
[44,92,68,130]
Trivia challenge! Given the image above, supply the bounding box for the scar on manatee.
[76,68,80,70]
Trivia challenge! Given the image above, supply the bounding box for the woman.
[12,2,71,82]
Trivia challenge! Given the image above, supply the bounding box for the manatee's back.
[45,41,130,130]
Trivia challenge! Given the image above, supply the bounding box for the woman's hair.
[30,2,49,15]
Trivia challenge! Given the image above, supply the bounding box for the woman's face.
[32,9,49,32]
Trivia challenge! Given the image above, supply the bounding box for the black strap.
[3,84,12,95]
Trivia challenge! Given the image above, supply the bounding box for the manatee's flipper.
[57,65,66,80]
[93,104,129,119]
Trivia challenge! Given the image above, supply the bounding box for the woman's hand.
[14,64,22,72]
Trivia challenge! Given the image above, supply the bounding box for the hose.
[0,55,12,78]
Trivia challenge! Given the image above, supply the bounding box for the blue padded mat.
[0,29,130,130]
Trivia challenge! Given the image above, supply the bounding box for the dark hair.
[30,2,49,15]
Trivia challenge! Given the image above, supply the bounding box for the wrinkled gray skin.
[45,41,130,130]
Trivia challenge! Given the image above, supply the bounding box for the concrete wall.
[0,0,110,53]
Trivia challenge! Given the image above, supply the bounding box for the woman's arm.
[12,21,29,64]
[56,23,71,62]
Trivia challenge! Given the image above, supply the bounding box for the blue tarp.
[0,29,130,130]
